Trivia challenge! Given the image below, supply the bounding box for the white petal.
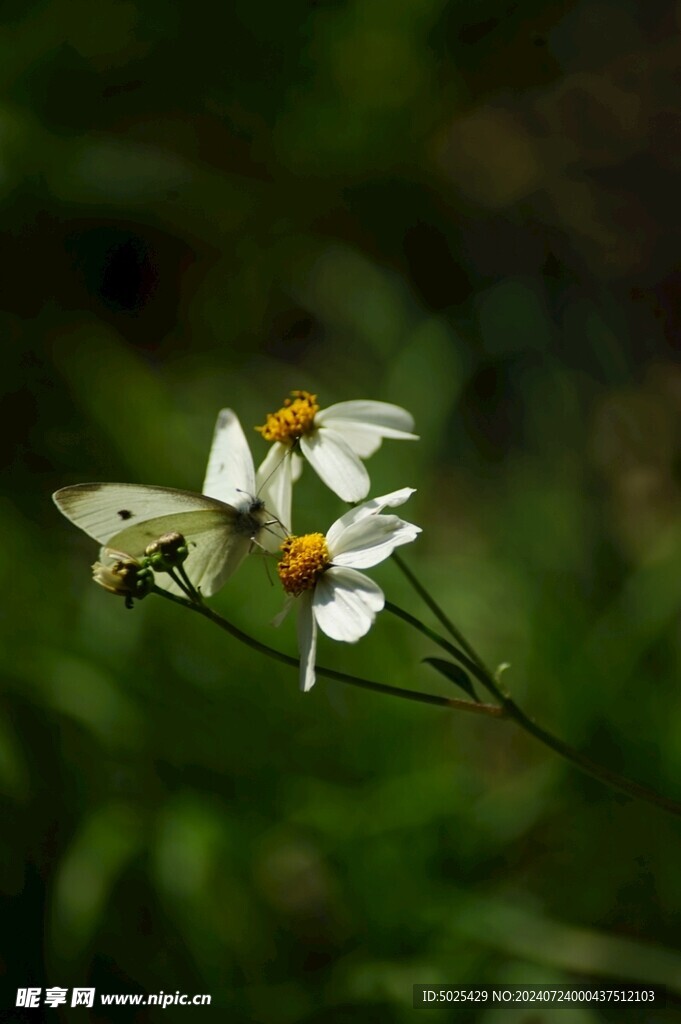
[317,421,419,458]
[312,567,384,642]
[320,423,385,459]
[326,488,417,548]
[300,429,370,502]
[291,451,304,483]
[296,592,318,692]
[330,515,421,569]
[202,409,256,505]
[316,400,417,437]
[256,443,293,543]
[272,595,294,628]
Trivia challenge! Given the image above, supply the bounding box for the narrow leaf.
[423,657,478,701]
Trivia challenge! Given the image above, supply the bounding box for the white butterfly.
[53,409,289,598]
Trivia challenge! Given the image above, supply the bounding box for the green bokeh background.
[2,0,681,1021]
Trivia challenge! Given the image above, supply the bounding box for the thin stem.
[387,570,681,818]
[385,600,497,699]
[165,566,194,601]
[177,562,200,601]
[392,551,488,672]
[157,585,681,813]
[498,695,681,817]
[151,588,503,718]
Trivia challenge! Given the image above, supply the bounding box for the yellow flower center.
[278,533,330,595]
[256,390,320,444]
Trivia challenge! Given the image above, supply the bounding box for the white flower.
[275,488,421,692]
[256,391,418,503]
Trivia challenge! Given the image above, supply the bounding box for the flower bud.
[144,531,189,572]
[92,549,154,607]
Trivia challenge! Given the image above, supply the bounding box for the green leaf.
[423,657,478,701]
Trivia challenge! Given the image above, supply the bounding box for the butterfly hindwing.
[108,508,251,597]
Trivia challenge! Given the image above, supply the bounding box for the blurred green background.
[2,0,681,1020]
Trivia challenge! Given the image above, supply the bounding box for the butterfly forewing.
[53,483,234,544]
[202,409,256,506]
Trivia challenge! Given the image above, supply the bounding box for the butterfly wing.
[202,409,256,507]
[53,482,231,544]
[108,508,252,597]
[53,483,251,597]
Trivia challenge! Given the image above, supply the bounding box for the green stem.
[392,551,488,672]
[177,562,200,601]
[385,601,495,697]
[165,566,194,601]
[386,566,681,818]
[152,587,503,718]
[152,576,681,816]
[497,695,681,817]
